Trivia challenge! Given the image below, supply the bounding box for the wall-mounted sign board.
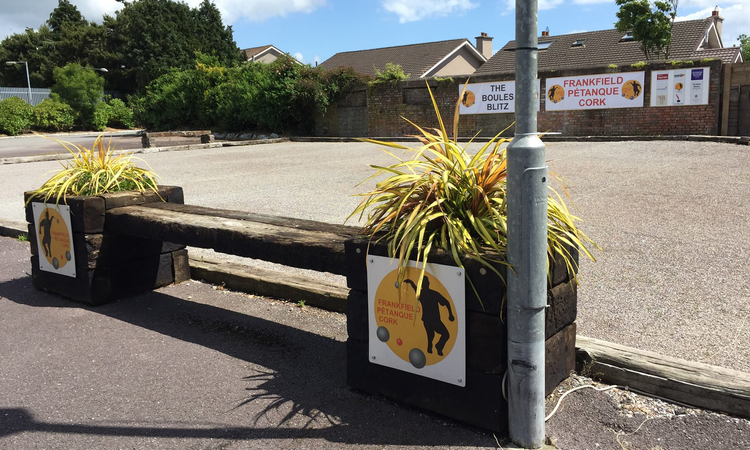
[367,255,466,387]
[458,80,540,114]
[545,72,646,111]
[650,67,710,107]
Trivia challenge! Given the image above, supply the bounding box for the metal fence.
[0,87,126,106]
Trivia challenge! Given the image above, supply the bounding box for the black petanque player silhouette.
[547,85,559,101]
[404,277,455,356]
[631,80,641,97]
[39,210,53,258]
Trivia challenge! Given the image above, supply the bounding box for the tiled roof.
[476,19,735,75]
[242,45,274,59]
[692,46,743,63]
[319,39,475,77]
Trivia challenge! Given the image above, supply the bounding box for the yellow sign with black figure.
[32,203,76,278]
[368,255,466,387]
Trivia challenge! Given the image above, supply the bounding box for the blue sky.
[0,0,747,65]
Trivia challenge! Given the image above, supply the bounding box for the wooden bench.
[141,130,214,148]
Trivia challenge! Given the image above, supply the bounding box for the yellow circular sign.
[621,79,642,100]
[547,84,564,103]
[675,82,684,91]
[373,267,458,368]
[461,90,476,107]
[38,207,72,270]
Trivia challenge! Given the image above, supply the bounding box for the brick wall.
[315,59,723,137]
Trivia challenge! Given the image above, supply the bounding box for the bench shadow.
[0,276,495,447]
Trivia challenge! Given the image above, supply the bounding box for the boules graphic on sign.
[367,255,466,387]
[32,202,76,278]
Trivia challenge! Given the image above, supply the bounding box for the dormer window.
[538,41,553,50]
[620,31,634,41]
[572,39,586,47]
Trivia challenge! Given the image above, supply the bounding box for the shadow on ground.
[0,275,495,447]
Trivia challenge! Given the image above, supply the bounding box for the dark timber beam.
[106,203,360,275]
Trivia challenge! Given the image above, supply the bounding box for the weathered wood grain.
[106,204,351,275]
[577,336,750,419]
[190,257,348,312]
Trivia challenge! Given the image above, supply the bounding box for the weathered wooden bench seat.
[141,130,214,148]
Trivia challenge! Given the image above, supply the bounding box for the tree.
[615,0,677,60]
[47,0,87,33]
[740,34,750,62]
[51,63,105,127]
[114,0,244,91]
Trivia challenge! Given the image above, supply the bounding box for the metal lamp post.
[507,0,547,448]
[5,61,32,105]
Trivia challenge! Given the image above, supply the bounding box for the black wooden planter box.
[24,186,190,305]
[344,238,578,434]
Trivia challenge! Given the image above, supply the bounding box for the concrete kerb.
[0,138,290,165]
[0,130,143,141]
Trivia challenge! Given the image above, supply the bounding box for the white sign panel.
[545,72,645,111]
[32,202,77,278]
[650,67,710,107]
[458,80,540,114]
[367,255,466,387]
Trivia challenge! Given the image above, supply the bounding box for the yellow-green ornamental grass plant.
[26,134,160,205]
[349,82,597,304]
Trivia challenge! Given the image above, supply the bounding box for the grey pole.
[23,61,32,105]
[506,0,548,448]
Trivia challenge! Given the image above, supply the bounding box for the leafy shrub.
[370,63,410,85]
[92,102,111,131]
[26,135,160,204]
[33,98,75,132]
[136,55,369,133]
[0,96,34,136]
[105,98,135,129]
[349,82,597,302]
[51,63,104,128]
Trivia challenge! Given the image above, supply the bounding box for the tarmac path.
[0,139,748,374]
[1,236,748,449]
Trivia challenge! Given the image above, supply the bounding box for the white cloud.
[0,0,122,39]
[0,0,327,39]
[293,52,304,63]
[382,0,478,23]
[185,0,326,24]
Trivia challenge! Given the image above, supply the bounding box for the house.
[319,33,493,78]
[475,11,743,75]
[242,45,301,64]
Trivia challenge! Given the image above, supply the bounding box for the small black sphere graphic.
[409,348,426,369]
[376,326,390,342]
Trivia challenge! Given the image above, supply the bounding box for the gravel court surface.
[0,140,748,372]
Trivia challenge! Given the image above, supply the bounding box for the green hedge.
[134,56,370,134]
[0,97,34,136]
[33,98,75,132]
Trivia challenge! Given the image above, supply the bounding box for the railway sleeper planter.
[344,237,579,434]
[24,186,190,305]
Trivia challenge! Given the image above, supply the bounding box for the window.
[620,31,634,41]
[538,41,553,50]
[572,39,586,47]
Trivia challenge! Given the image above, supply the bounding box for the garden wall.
[315,59,722,138]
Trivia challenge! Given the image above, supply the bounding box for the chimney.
[710,9,723,44]
[541,27,550,37]
[475,32,493,59]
